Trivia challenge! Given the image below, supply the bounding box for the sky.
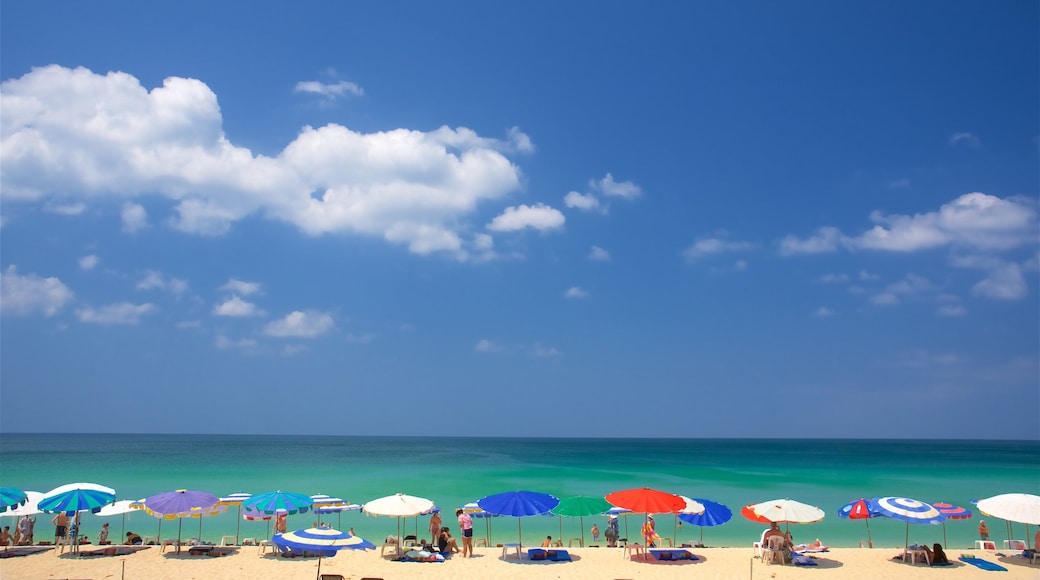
[1,1,1037,439]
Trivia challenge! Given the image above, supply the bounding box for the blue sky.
[1,1,1037,439]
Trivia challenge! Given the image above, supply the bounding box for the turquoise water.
[1,435,1037,549]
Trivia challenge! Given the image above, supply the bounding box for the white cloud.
[219,278,262,296]
[972,263,1027,300]
[1,66,525,260]
[588,245,611,261]
[345,332,374,344]
[563,191,602,212]
[215,334,258,350]
[487,203,565,232]
[889,178,911,189]
[779,227,846,255]
[531,342,560,357]
[44,201,86,215]
[949,131,981,147]
[871,292,899,305]
[593,173,642,199]
[263,310,335,338]
[0,265,73,316]
[564,286,588,299]
[79,254,99,270]
[938,304,967,317]
[136,270,188,296]
[294,80,364,99]
[474,339,503,353]
[684,237,754,260]
[76,302,155,324]
[122,202,148,233]
[213,295,264,317]
[813,307,834,317]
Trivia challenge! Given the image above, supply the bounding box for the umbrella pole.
[904,522,909,554]
[177,518,183,554]
[942,522,947,549]
[558,516,562,544]
[865,519,872,548]
[580,515,585,546]
[517,518,522,547]
[121,512,125,540]
[236,505,241,544]
[315,553,322,580]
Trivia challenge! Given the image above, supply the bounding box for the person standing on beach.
[52,512,69,543]
[978,520,989,540]
[17,514,35,545]
[429,511,442,544]
[591,523,600,543]
[641,514,659,547]
[274,511,287,534]
[605,515,619,547]
[456,508,473,557]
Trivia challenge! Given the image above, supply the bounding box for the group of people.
[0,515,36,546]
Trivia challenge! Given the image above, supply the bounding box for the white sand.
[2,544,1037,580]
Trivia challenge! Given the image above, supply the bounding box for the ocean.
[1,434,1037,550]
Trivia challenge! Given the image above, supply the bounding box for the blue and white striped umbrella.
[39,482,116,515]
[873,496,946,552]
[271,527,374,576]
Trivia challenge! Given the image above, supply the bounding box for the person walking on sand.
[456,508,473,557]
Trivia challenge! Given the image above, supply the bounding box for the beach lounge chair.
[319,575,346,580]
[219,535,236,546]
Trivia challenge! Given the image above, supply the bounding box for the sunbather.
[438,527,459,554]
[793,538,828,552]
[921,543,949,565]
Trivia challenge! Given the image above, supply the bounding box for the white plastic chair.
[220,535,236,546]
[762,535,786,565]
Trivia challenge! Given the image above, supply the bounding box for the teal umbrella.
[0,487,28,512]
[39,483,116,515]
[243,491,313,515]
[551,495,612,546]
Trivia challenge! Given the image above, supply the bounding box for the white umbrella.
[746,498,825,524]
[363,493,434,556]
[976,493,1040,526]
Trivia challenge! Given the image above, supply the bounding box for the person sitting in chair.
[922,543,949,565]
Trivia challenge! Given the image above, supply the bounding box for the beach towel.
[792,554,817,566]
[958,556,1008,571]
[400,549,445,563]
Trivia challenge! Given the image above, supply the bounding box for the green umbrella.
[551,496,613,546]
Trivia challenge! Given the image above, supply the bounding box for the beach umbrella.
[315,503,361,530]
[362,493,435,556]
[478,490,559,547]
[838,498,880,548]
[39,483,116,515]
[746,498,825,525]
[143,489,220,552]
[932,502,971,549]
[311,494,345,526]
[243,490,313,516]
[676,497,732,545]
[0,491,44,519]
[0,487,28,512]
[670,496,706,546]
[95,499,143,540]
[873,496,946,553]
[552,495,612,546]
[219,492,252,544]
[606,487,685,514]
[272,526,375,580]
[976,493,1040,551]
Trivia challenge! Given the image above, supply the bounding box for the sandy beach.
[2,544,1037,580]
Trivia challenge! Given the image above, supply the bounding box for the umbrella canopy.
[243,491,313,516]
[0,491,44,518]
[606,488,685,514]
[144,489,221,551]
[838,498,880,547]
[932,502,972,549]
[745,498,825,524]
[478,490,559,547]
[741,504,773,524]
[0,487,28,512]
[873,496,946,553]
[363,493,434,518]
[976,493,1040,526]
[272,527,375,580]
[39,483,116,515]
[552,495,613,546]
[676,497,731,545]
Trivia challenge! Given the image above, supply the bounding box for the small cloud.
[593,173,642,199]
[779,227,846,255]
[817,273,851,284]
[813,306,835,317]
[859,270,879,281]
[0,265,74,316]
[219,278,262,296]
[683,237,754,261]
[530,342,560,358]
[76,302,155,325]
[263,310,335,338]
[136,271,188,296]
[949,131,981,147]
[474,339,503,353]
[507,126,535,154]
[294,80,364,99]
[733,260,747,271]
[588,246,611,262]
[78,255,100,271]
[176,320,203,329]
[938,304,967,317]
[281,344,309,356]
[122,202,148,233]
[889,178,911,189]
[564,191,602,213]
[871,292,899,305]
[564,286,589,299]
[346,333,374,344]
[215,334,258,350]
[213,295,264,317]
[971,263,1027,300]
[44,202,86,215]
[487,203,565,232]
